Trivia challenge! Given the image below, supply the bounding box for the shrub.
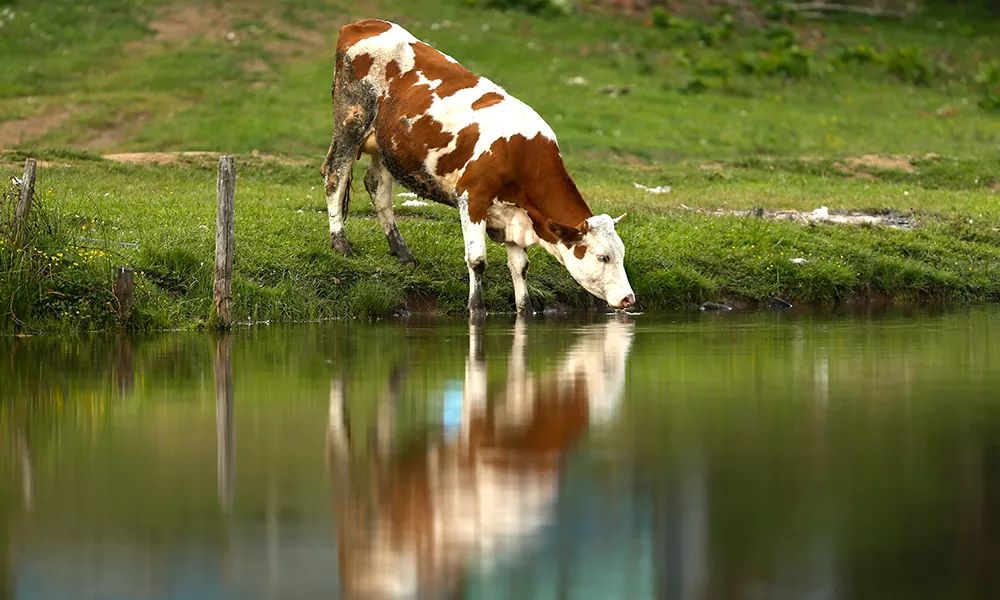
[739,46,815,79]
[832,43,882,65]
[651,7,671,29]
[480,0,573,16]
[761,1,801,22]
[0,185,119,331]
[884,46,933,85]
[677,76,709,94]
[695,13,734,47]
[973,60,1000,111]
[763,25,796,49]
[651,8,695,32]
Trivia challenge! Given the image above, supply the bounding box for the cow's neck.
[518,141,593,243]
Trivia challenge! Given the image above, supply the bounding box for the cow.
[327,320,635,598]
[321,19,636,315]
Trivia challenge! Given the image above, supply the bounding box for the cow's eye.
[597,254,611,264]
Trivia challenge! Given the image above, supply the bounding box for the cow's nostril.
[620,294,636,309]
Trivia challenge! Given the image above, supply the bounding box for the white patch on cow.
[345,22,418,96]
[415,71,442,91]
[465,93,557,163]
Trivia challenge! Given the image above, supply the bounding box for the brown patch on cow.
[548,221,585,245]
[458,134,593,242]
[573,244,588,260]
[337,19,392,53]
[386,68,434,118]
[410,42,479,98]
[385,59,401,81]
[351,53,374,80]
[435,124,480,175]
[471,92,504,110]
[409,115,453,153]
[376,110,454,179]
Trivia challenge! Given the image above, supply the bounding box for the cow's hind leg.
[321,66,377,256]
[459,195,487,316]
[322,134,364,257]
[364,154,417,267]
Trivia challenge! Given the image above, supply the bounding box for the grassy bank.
[3,152,998,331]
[1,0,998,331]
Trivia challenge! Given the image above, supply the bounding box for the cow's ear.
[548,220,584,244]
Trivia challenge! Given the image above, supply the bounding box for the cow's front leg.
[505,242,532,315]
[459,196,487,315]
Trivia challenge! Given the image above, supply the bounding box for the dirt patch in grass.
[0,110,72,148]
[127,2,332,56]
[81,112,152,150]
[102,151,215,165]
[102,151,312,167]
[127,3,232,51]
[835,154,917,175]
[263,21,329,57]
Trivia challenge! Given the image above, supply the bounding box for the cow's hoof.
[394,249,418,268]
[331,233,353,257]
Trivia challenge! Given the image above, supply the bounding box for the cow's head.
[549,214,635,310]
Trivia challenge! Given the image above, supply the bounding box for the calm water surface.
[2,309,999,599]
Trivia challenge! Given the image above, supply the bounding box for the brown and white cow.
[321,19,636,314]
[327,320,635,598]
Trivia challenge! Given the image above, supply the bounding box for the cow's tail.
[342,169,352,222]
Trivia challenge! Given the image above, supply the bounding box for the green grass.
[1,0,999,331]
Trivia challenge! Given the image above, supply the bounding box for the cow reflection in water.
[327,320,634,599]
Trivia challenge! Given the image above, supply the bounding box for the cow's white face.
[555,214,635,309]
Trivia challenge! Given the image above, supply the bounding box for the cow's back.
[336,19,558,209]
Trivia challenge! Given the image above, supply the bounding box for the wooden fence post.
[113,267,135,322]
[13,158,36,239]
[212,155,236,329]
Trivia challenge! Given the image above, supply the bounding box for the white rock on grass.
[633,182,672,194]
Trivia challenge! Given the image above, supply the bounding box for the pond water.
[1,308,998,599]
